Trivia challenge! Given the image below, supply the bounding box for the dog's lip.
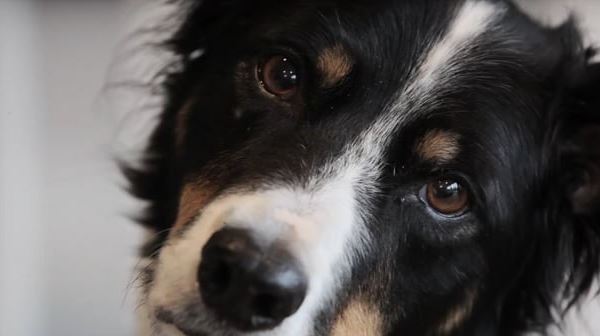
[174,324,210,336]
[155,307,210,336]
[155,307,176,324]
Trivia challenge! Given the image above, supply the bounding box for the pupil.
[272,57,297,90]
[436,180,460,199]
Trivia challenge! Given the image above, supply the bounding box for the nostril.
[198,228,260,296]
[197,228,308,331]
[253,292,279,318]
[200,257,232,295]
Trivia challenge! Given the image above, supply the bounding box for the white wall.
[0,1,45,335]
[1,0,144,335]
[38,1,145,335]
[0,1,598,336]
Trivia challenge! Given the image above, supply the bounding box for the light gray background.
[0,0,598,335]
[1,1,145,335]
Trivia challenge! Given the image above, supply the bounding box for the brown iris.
[258,55,300,98]
[426,177,470,215]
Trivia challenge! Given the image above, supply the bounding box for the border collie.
[126,0,600,335]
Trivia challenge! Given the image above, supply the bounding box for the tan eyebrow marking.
[331,298,383,336]
[416,130,461,163]
[171,182,215,234]
[317,44,354,88]
[437,287,479,335]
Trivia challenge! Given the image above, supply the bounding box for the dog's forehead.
[321,0,508,152]
[179,0,551,189]
[245,0,546,118]
[251,0,522,66]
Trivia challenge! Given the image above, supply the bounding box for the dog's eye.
[258,55,300,98]
[425,177,469,216]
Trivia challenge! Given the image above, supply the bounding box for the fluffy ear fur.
[558,59,600,299]
[564,62,600,215]
[168,0,246,56]
[122,0,245,256]
[501,27,600,331]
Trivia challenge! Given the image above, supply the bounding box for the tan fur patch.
[331,299,383,336]
[416,130,461,163]
[171,182,214,234]
[437,288,479,335]
[317,45,353,88]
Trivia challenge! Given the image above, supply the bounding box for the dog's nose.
[198,228,308,331]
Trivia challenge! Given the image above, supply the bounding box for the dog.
[125,0,600,335]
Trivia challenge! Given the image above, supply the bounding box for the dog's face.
[131,0,600,335]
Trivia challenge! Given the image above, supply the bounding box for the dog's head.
[127,0,600,335]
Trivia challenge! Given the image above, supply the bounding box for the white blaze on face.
[145,1,504,335]
[361,0,503,161]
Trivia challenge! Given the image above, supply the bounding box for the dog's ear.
[123,0,246,241]
[555,58,600,300]
[168,0,247,56]
[563,62,600,215]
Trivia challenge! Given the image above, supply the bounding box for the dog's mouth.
[170,323,210,336]
[156,304,283,336]
[155,307,215,336]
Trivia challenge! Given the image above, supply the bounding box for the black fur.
[125,0,600,335]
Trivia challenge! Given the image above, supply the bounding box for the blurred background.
[0,0,151,335]
[0,0,598,335]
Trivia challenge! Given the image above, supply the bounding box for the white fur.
[416,1,501,90]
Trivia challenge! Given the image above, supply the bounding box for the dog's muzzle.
[150,185,359,335]
[197,228,308,331]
